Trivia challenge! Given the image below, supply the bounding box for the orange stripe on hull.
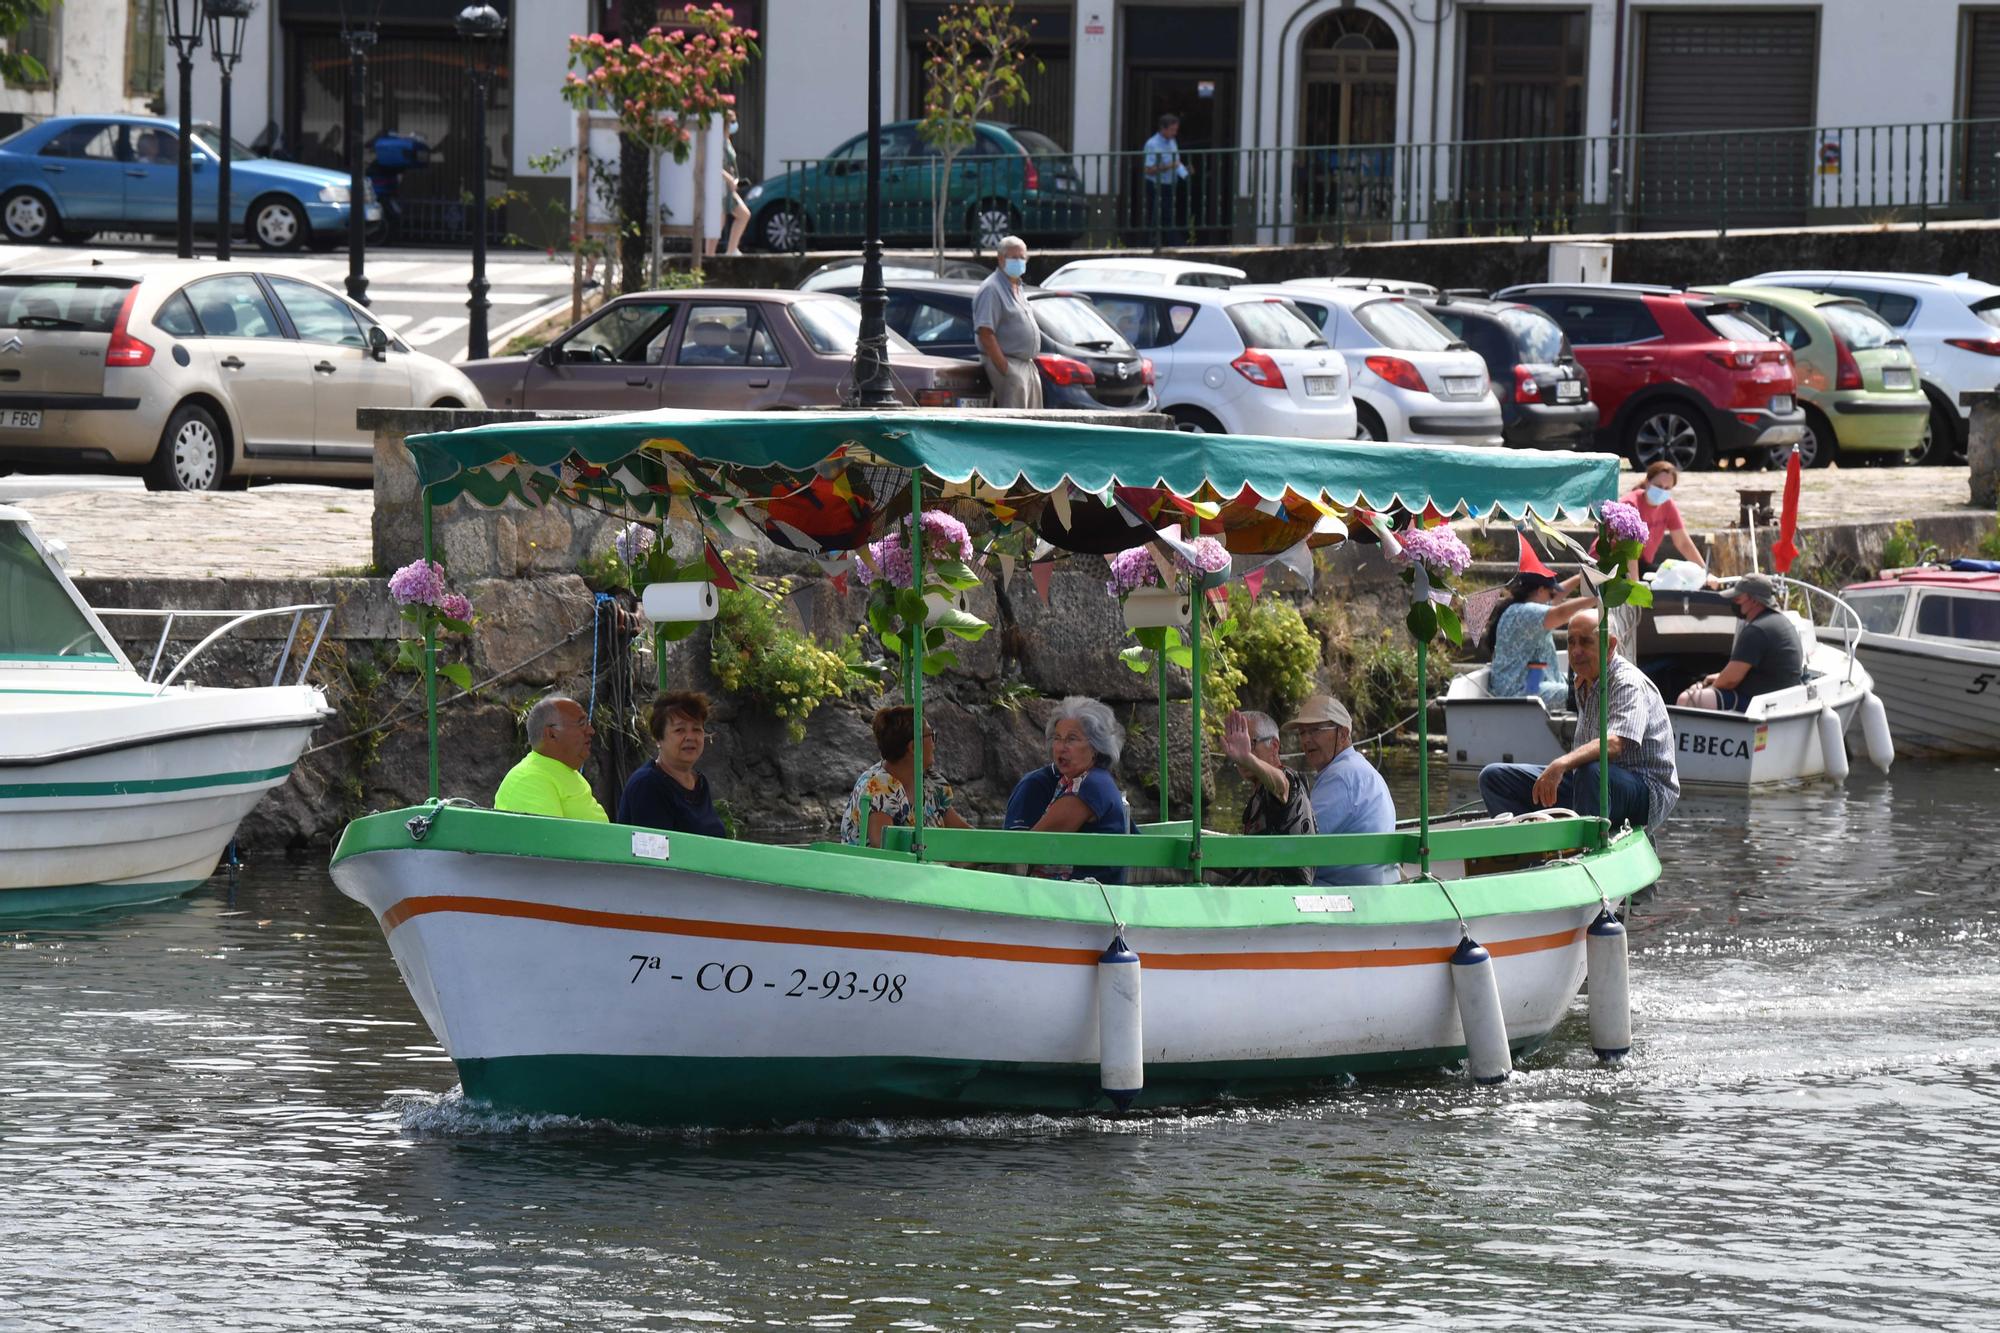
[381,895,1583,971]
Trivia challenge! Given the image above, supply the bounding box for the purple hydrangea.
[866,513,974,588]
[1390,525,1473,577]
[388,559,449,608]
[1104,535,1231,597]
[613,521,655,567]
[438,593,473,623]
[1599,500,1649,545]
[866,532,916,588]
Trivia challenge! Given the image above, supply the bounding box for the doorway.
[1296,9,1398,237]
[1122,6,1240,245]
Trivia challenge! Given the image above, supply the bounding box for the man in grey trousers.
[973,235,1043,409]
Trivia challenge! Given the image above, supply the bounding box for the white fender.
[1451,937,1511,1085]
[1585,909,1631,1062]
[1860,691,1895,773]
[1096,936,1143,1110]
[1817,706,1850,783]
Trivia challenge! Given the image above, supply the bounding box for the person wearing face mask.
[1675,573,1804,712]
[973,235,1043,409]
[1621,461,1705,572]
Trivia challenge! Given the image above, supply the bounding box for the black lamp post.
[164,0,204,260]
[341,12,376,305]
[456,3,505,360]
[849,0,899,406]
[205,0,253,261]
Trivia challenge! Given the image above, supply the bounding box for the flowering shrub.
[387,559,474,691]
[865,512,975,590]
[1599,500,1649,546]
[1592,501,1654,612]
[1388,522,1472,645]
[1105,535,1229,597]
[1112,534,1236,678]
[711,551,871,742]
[1389,525,1472,579]
[864,511,988,685]
[612,521,655,568]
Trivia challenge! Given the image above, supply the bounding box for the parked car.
[1418,293,1596,450]
[1695,286,1928,468]
[460,289,988,413]
[823,278,1155,412]
[796,253,991,292]
[1496,282,1805,469]
[1736,270,2000,465]
[1042,257,1245,290]
[0,115,379,251]
[1248,283,1503,446]
[1290,277,1440,298]
[1043,283,1356,439]
[743,120,1084,253]
[0,260,479,491]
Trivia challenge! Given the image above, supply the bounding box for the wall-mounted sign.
[1197,79,1215,99]
[1084,12,1104,35]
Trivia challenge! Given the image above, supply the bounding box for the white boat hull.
[1852,634,2000,758]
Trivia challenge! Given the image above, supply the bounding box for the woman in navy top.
[616,691,729,839]
[1004,695,1133,883]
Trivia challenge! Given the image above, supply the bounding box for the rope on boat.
[1089,878,1124,935]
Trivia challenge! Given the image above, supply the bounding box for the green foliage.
[1219,589,1321,718]
[916,2,1041,256]
[1307,601,1422,743]
[1979,508,2000,561]
[0,0,49,85]
[711,554,870,742]
[864,539,990,689]
[992,680,1044,711]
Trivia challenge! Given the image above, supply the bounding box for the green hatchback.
[1699,285,1929,467]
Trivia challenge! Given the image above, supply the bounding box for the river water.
[4,760,1998,1331]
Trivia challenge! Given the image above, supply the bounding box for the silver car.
[0,259,481,491]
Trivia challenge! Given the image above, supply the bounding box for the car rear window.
[790,298,916,355]
[1353,298,1456,351]
[1821,301,1896,351]
[1972,295,2000,332]
[1226,300,1326,350]
[1698,306,1776,342]
[1032,295,1125,349]
[1009,129,1067,157]
[1495,306,1567,363]
[0,277,133,331]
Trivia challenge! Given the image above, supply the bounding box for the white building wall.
[512,0,589,177]
[762,0,887,173]
[176,7,279,145]
[0,0,158,122]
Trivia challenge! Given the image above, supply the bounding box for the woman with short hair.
[1004,695,1135,883]
[840,705,972,848]
[1623,460,1705,571]
[616,691,728,837]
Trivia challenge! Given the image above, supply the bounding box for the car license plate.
[1443,376,1481,395]
[956,396,991,408]
[1305,375,1341,397]
[1770,394,1795,413]
[0,409,42,429]
[1555,380,1583,403]
[1883,368,1913,389]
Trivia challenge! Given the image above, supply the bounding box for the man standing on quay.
[974,235,1043,409]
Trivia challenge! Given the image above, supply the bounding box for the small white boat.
[1835,566,2000,757]
[0,506,332,917]
[1445,578,1889,790]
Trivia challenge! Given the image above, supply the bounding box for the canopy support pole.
[421,497,440,803]
[1188,514,1204,882]
[1598,595,1612,849]
[1415,639,1430,876]
[909,473,927,863]
[1156,653,1170,824]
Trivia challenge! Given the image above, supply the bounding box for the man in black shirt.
[616,691,729,838]
[1676,573,1805,712]
[1217,709,1318,886]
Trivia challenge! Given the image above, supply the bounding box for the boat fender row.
[1097,935,1143,1111]
[1859,691,1894,773]
[1450,937,1511,1085]
[1586,909,1631,1062]
[1817,707,1851,784]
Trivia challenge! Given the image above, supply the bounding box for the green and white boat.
[331,410,1654,1127]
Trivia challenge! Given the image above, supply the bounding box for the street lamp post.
[205,0,254,262]
[849,0,899,407]
[341,18,376,305]
[164,0,204,260]
[455,4,506,361]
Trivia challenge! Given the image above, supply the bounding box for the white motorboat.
[1445,577,1892,790]
[1835,565,2000,757]
[0,506,332,917]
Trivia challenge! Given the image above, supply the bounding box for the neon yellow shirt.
[493,750,609,822]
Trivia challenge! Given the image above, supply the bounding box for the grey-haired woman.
[1003,695,1134,883]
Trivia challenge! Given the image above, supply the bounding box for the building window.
[1456,8,1588,233]
[7,4,58,87]
[127,0,166,99]
[904,3,1074,150]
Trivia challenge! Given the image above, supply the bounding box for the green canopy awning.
[405,410,1620,526]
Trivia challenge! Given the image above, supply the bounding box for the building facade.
[0,0,168,135]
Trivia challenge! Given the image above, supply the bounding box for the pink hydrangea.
[1104,536,1230,597]
[438,593,473,623]
[613,521,655,567]
[1600,500,1649,545]
[866,512,973,588]
[388,559,449,608]
[1390,525,1472,577]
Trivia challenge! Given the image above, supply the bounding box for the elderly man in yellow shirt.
[493,695,609,821]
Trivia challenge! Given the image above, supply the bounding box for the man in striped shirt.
[1478,609,1679,836]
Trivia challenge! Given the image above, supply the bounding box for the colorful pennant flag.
[704,541,740,591]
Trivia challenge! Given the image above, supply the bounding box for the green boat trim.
[0,764,296,800]
[0,877,207,919]
[333,805,1658,932]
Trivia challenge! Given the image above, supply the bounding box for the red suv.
[1497,283,1805,469]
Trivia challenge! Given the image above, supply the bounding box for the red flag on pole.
[1771,447,1803,573]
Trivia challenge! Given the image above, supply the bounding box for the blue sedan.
[0,115,380,252]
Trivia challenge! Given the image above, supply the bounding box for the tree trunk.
[690,129,708,269]
[649,145,665,288]
[616,10,653,294]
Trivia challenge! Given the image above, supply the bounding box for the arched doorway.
[1296,11,1398,233]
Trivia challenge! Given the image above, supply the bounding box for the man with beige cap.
[1283,695,1397,887]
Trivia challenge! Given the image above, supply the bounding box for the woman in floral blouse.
[840,705,971,847]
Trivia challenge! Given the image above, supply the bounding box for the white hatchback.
[1050,283,1357,439]
[1040,257,1246,290]
[1253,282,1503,446]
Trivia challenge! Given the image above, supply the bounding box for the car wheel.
[249,195,307,252]
[968,201,1021,252]
[143,403,228,493]
[1915,392,1963,466]
[1,188,57,243]
[1625,402,1715,471]
[754,202,807,253]
[1796,406,1837,469]
[1354,403,1388,442]
[1166,405,1223,434]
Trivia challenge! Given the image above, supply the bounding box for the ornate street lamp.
[455,3,506,360]
[164,0,205,260]
[849,0,899,406]
[205,0,254,262]
[341,3,378,305]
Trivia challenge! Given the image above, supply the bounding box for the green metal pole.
[1598,599,1612,848]
[1187,515,1203,882]
[655,626,668,692]
[1157,652,1170,824]
[1415,637,1430,877]
[421,496,439,802]
[909,473,926,862]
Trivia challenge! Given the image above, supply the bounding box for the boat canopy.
[403,409,1619,553]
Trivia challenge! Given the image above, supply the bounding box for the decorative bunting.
[704,541,740,590]
[1031,558,1054,604]
[1244,566,1266,599]
[1049,488,1072,531]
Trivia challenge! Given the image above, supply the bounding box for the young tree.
[564,4,758,287]
[916,2,1039,262]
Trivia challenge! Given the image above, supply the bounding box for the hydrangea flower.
[1599,500,1649,545]
[1104,536,1231,597]
[865,512,974,588]
[613,521,655,567]
[438,593,473,623]
[388,559,449,608]
[1390,525,1473,577]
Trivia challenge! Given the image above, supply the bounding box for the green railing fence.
[765,117,2000,252]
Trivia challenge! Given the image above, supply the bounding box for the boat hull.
[331,808,1659,1126]
[1853,634,2000,758]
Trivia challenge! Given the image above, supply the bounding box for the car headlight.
[317,185,351,204]
[745,184,763,203]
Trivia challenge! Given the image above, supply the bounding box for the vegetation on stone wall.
[709,553,874,741]
[1217,589,1321,721]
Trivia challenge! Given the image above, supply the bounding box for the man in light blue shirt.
[1284,694,1397,886]
[1141,113,1189,245]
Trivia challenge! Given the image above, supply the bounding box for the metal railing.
[94,605,334,694]
[768,117,2000,252]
